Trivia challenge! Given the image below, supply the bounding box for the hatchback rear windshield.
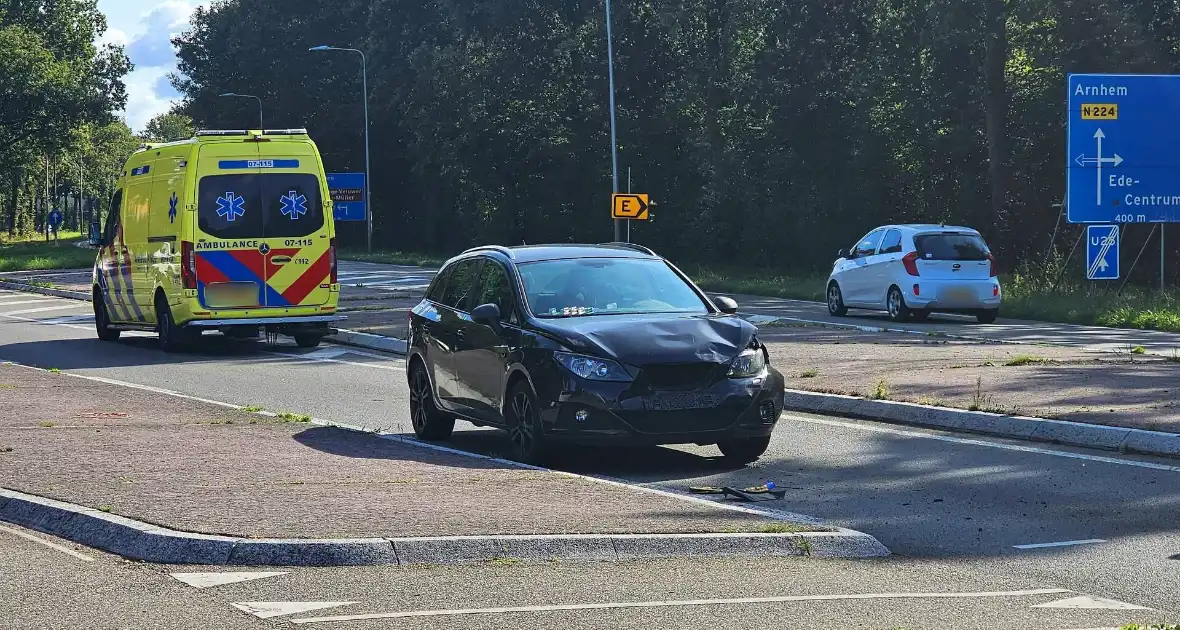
[914,233,990,261]
[198,173,323,240]
[518,257,709,317]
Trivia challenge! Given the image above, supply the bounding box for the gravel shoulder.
[763,324,1180,434]
[0,364,800,539]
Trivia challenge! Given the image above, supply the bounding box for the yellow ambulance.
[88,129,342,351]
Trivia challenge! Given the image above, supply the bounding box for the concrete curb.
[0,280,90,301]
[327,327,407,354]
[783,389,1180,459]
[0,487,889,565]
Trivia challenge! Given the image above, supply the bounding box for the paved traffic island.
[764,325,1180,453]
[0,363,887,566]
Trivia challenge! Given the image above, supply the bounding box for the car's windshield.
[518,257,709,318]
[914,232,990,261]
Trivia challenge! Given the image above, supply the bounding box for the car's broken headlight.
[727,346,768,378]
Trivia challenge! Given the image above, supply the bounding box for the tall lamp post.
[310,45,372,254]
[605,0,621,242]
[219,92,264,130]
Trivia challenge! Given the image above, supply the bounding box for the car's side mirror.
[713,296,738,314]
[838,248,850,260]
[472,303,503,330]
[88,221,104,247]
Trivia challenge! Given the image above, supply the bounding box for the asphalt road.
[0,520,1166,630]
[9,259,1180,354]
[1,288,1179,627]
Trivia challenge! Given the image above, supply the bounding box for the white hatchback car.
[826,224,1001,324]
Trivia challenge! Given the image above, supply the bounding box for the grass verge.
[337,247,446,268]
[0,233,93,272]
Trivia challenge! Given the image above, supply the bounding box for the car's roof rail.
[262,128,309,136]
[600,242,656,256]
[461,245,516,259]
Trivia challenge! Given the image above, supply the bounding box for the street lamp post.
[310,45,372,254]
[605,0,621,242]
[219,93,265,130]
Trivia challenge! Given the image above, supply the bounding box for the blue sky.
[97,1,213,132]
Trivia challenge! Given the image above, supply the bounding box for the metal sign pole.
[606,0,621,242]
[625,167,631,243]
[1161,224,1166,292]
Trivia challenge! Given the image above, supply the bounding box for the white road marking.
[171,571,287,588]
[0,298,52,305]
[0,304,88,316]
[38,314,94,325]
[298,347,352,360]
[289,589,1073,624]
[1032,595,1150,610]
[233,601,357,619]
[786,414,1180,474]
[1014,539,1107,550]
[0,524,95,562]
[268,349,404,371]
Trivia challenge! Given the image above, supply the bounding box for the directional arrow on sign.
[612,193,650,220]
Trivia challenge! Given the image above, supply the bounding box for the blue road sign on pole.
[326,172,366,222]
[48,209,63,230]
[1086,225,1119,280]
[1067,74,1180,224]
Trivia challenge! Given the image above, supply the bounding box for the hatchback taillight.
[902,251,920,277]
[181,241,197,289]
[987,253,997,277]
[329,238,338,283]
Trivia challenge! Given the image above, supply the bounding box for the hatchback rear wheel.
[886,286,911,322]
[976,309,998,324]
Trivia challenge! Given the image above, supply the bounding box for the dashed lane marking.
[171,571,287,588]
[1032,595,1150,610]
[288,589,1074,624]
[1014,539,1107,550]
[233,602,358,619]
[0,524,94,562]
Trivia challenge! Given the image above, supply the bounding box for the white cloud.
[97,0,213,133]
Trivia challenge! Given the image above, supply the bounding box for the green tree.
[141,113,194,143]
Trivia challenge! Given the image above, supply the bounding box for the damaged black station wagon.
[406,243,786,464]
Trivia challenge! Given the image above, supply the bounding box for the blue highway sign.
[1086,225,1119,280]
[48,209,63,229]
[1067,74,1180,224]
[327,172,366,222]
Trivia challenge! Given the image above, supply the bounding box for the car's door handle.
[455,329,466,342]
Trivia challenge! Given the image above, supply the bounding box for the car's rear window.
[198,173,324,240]
[914,233,990,261]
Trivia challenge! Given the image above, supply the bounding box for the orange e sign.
[611,193,649,220]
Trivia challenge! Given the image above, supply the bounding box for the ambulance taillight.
[329,238,338,284]
[181,241,197,289]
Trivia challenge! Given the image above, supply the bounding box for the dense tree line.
[163,1,1180,278]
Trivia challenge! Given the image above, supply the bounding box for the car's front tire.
[507,380,549,465]
[827,282,848,316]
[409,361,455,441]
[93,290,120,342]
[717,435,772,464]
[886,286,911,322]
[976,309,998,324]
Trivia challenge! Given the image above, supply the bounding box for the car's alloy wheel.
[409,363,454,441]
[717,435,772,464]
[508,382,548,465]
[886,286,910,322]
[93,292,120,342]
[827,283,847,316]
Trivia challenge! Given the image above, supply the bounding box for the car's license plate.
[644,393,720,411]
[944,287,975,302]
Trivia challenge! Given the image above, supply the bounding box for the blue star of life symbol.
[216,192,246,222]
[168,192,178,223]
[280,190,308,220]
[259,243,270,255]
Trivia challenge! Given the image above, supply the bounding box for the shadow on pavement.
[293,425,516,471]
[0,335,327,371]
